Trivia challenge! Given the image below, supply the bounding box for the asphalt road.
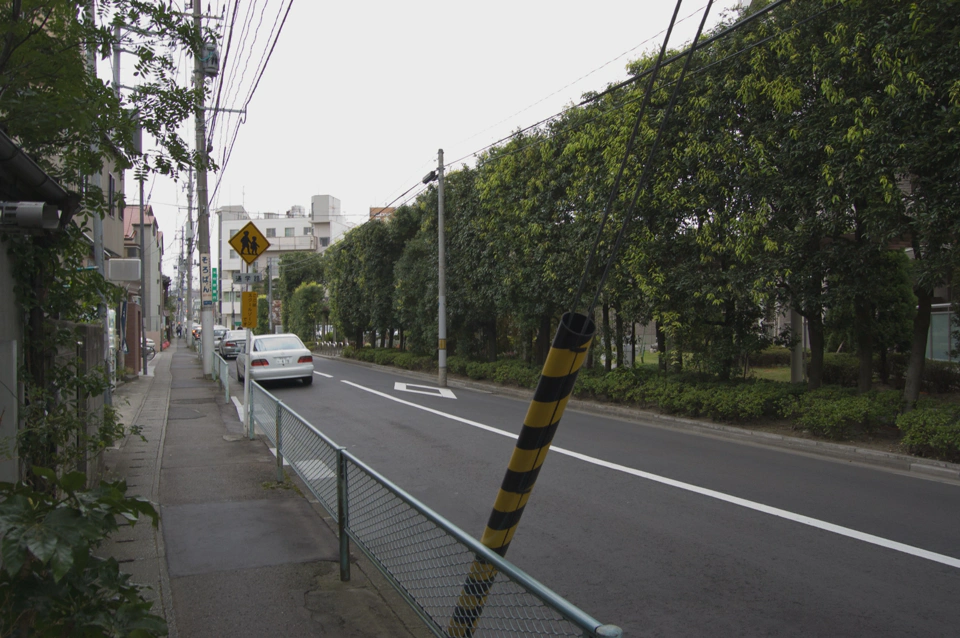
[230,356,960,637]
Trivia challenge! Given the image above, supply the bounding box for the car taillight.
[298,355,313,363]
[225,341,236,347]
[251,359,269,367]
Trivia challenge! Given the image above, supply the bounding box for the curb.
[315,354,960,482]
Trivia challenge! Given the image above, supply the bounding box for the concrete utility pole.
[86,2,112,404]
[267,259,274,333]
[193,0,214,376]
[791,308,805,383]
[140,177,148,376]
[186,167,194,346]
[437,149,447,387]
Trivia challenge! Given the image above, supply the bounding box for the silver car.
[217,329,247,359]
[212,325,228,350]
[237,333,314,385]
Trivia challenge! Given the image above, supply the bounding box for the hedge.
[338,348,960,462]
[896,407,960,462]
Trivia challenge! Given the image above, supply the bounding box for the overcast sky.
[118,0,744,278]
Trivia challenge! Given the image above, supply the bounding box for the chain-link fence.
[247,382,622,638]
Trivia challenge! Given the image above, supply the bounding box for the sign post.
[227,221,270,440]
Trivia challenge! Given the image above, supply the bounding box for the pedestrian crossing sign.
[228,221,270,265]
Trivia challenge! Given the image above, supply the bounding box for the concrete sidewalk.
[103,338,428,638]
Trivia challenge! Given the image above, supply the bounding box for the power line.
[445,0,796,170]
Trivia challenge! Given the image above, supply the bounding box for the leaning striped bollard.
[449,312,596,637]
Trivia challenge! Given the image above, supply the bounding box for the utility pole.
[267,259,274,333]
[140,176,148,375]
[86,2,111,403]
[422,150,447,387]
[217,209,222,325]
[437,149,447,387]
[194,0,214,376]
[186,167,194,346]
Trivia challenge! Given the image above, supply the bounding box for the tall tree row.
[314,0,959,405]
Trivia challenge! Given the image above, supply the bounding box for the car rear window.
[254,336,304,351]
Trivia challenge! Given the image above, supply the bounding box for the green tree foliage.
[254,295,269,335]
[325,235,370,346]
[288,282,326,343]
[318,1,959,407]
[277,251,324,331]
[0,469,165,636]
[1,2,207,483]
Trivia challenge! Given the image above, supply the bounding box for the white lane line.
[231,396,244,421]
[341,379,960,570]
[314,371,333,378]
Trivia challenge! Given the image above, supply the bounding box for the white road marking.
[231,396,244,421]
[341,379,960,570]
[394,382,457,399]
[314,371,333,378]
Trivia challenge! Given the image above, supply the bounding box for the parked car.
[217,329,247,359]
[212,325,228,350]
[237,333,314,385]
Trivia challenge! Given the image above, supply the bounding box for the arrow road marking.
[394,382,456,399]
[341,379,960,570]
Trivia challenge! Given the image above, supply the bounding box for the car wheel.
[302,375,313,386]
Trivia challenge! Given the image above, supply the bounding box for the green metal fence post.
[336,447,350,581]
[275,400,283,483]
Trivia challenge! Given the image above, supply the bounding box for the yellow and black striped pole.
[449,311,596,637]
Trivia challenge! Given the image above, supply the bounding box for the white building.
[217,195,349,328]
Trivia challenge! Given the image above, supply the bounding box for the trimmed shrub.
[784,388,902,439]
[821,353,860,387]
[920,360,960,394]
[492,360,539,388]
[447,356,470,376]
[373,349,401,366]
[748,347,792,368]
[393,352,435,371]
[896,407,960,462]
[701,381,803,422]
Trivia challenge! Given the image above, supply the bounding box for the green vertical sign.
[212,267,218,302]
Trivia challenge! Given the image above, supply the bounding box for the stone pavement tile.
[160,463,303,505]
[171,563,330,638]
[162,499,339,578]
[160,440,275,469]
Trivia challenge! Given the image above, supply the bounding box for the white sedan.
[237,333,314,385]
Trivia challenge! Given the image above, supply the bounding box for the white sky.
[117,0,744,279]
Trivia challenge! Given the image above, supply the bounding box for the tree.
[277,251,324,331]
[288,282,327,344]
[1,1,204,482]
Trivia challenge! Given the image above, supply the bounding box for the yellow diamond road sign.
[229,221,270,265]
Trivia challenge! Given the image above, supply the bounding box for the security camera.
[0,201,60,231]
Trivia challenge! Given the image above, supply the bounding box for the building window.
[284,227,294,237]
[266,228,276,238]
[230,229,238,238]
[303,227,312,235]
[319,237,330,247]
[126,247,139,258]
[229,249,237,259]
